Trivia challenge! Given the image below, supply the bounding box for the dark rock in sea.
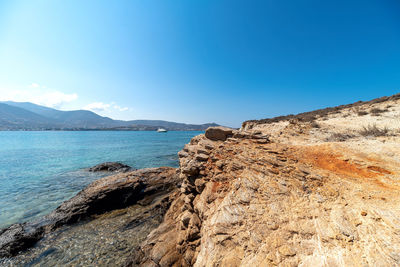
[0,167,179,258]
[88,162,133,172]
[0,223,44,258]
[45,167,178,228]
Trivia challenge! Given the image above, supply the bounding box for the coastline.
[0,130,199,230]
[0,129,206,132]
[0,126,236,265]
[0,167,179,264]
[2,94,400,266]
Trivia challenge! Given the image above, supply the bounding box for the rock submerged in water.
[0,223,44,258]
[0,167,178,258]
[88,162,133,172]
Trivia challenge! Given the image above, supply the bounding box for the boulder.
[46,167,178,228]
[88,162,132,172]
[205,126,233,141]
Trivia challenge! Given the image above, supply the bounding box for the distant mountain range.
[0,101,218,131]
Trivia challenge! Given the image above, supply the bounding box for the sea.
[0,131,201,229]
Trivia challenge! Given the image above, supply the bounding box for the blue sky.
[0,0,399,127]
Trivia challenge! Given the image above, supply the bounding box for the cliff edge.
[130,94,400,266]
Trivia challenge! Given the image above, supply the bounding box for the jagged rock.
[180,211,192,228]
[181,160,200,176]
[195,153,209,161]
[189,213,201,229]
[205,126,233,141]
[279,245,296,256]
[220,248,244,266]
[88,162,133,172]
[178,151,189,158]
[194,179,206,193]
[196,148,210,155]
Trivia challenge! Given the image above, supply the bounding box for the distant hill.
[125,120,219,131]
[0,103,58,130]
[0,101,218,131]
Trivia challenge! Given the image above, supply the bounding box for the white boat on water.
[157,128,167,132]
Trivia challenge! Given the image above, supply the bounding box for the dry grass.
[370,108,388,116]
[357,111,368,116]
[326,132,356,142]
[359,124,390,137]
[243,93,400,128]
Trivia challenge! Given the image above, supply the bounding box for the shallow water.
[0,131,201,228]
[0,195,167,266]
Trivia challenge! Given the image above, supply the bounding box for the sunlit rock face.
[130,94,400,266]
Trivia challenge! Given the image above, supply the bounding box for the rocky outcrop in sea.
[88,162,133,173]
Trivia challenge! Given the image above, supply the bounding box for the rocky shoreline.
[0,167,179,260]
[2,94,400,266]
[0,127,236,264]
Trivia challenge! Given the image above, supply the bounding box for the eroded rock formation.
[3,94,400,266]
[130,95,400,266]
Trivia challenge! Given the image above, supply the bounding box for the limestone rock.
[130,98,400,267]
[205,126,233,141]
[195,153,209,162]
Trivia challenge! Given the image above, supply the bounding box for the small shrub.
[359,124,390,137]
[326,132,355,142]
[299,114,316,122]
[370,108,387,114]
[244,93,400,127]
[310,121,320,128]
[357,111,368,116]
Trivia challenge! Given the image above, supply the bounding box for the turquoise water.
[0,131,201,229]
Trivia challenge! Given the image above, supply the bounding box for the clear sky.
[0,0,399,127]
